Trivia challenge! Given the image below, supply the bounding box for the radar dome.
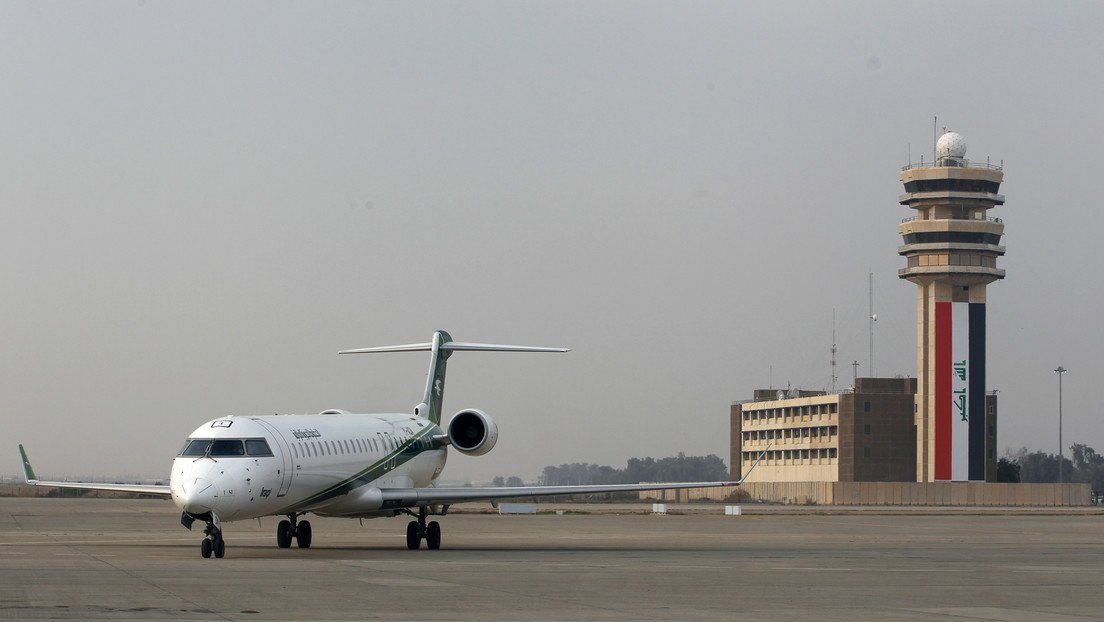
[936,131,967,159]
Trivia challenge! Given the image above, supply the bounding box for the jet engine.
[447,409,498,456]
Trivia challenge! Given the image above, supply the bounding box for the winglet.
[18,444,38,483]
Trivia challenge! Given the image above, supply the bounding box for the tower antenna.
[831,309,838,393]
[933,116,938,162]
[869,273,876,377]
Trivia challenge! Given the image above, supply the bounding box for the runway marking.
[915,607,1099,621]
[771,566,973,572]
[358,576,461,588]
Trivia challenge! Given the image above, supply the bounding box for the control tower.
[898,132,1005,482]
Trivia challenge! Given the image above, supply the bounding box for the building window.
[863,446,871,458]
[864,401,871,412]
[864,424,871,435]
[829,448,838,459]
[988,405,995,414]
[988,426,994,437]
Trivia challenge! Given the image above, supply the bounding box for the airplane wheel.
[277,520,293,548]
[213,537,225,559]
[201,538,213,558]
[426,521,441,550]
[406,521,421,550]
[296,520,312,549]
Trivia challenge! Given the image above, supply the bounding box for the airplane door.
[252,419,294,497]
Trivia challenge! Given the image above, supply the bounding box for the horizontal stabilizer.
[340,342,569,355]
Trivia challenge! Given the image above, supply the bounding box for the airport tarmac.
[1,498,1102,621]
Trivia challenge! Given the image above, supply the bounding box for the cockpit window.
[245,439,272,456]
[179,440,212,456]
[209,439,245,456]
[178,437,272,457]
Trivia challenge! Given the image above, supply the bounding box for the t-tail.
[340,330,569,425]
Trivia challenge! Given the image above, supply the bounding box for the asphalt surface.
[1,498,1102,621]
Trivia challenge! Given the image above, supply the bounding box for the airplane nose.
[176,477,216,513]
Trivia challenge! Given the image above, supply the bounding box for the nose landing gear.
[277,513,312,549]
[200,518,225,559]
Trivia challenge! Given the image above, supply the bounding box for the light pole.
[1054,366,1067,483]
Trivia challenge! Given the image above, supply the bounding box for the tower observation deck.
[899,132,1004,482]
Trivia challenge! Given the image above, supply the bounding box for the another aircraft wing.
[18,444,172,497]
[380,479,744,507]
[381,445,772,507]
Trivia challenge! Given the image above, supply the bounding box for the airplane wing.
[379,479,744,507]
[18,444,172,497]
[380,445,772,508]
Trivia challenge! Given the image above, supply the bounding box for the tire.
[426,521,441,550]
[201,538,213,559]
[277,520,292,548]
[296,520,312,549]
[213,537,225,559]
[406,521,421,550]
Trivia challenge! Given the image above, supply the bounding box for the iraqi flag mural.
[935,302,986,481]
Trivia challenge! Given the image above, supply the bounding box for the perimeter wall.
[644,481,1091,506]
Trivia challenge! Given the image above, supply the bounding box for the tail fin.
[340,330,569,425]
[18,444,38,483]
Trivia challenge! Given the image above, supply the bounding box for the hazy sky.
[3,1,1102,482]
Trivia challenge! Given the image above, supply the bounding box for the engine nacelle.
[447,409,498,456]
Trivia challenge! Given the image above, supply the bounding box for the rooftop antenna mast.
[869,273,877,377]
[933,115,938,162]
[831,308,838,393]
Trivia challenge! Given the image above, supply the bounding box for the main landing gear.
[404,506,444,550]
[277,514,312,549]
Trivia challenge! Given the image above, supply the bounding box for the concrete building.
[730,378,917,483]
[898,132,1005,482]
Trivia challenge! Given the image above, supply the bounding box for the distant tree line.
[998,443,1104,490]
[532,453,728,486]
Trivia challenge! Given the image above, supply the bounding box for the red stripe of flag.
[935,302,952,481]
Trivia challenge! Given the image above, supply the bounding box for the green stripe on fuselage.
[276,423,439,514]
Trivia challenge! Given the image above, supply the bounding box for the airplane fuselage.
[171,413,447,523]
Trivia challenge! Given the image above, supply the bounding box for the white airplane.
[19,330,762,558]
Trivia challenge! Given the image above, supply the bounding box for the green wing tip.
[17,444,37,482]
